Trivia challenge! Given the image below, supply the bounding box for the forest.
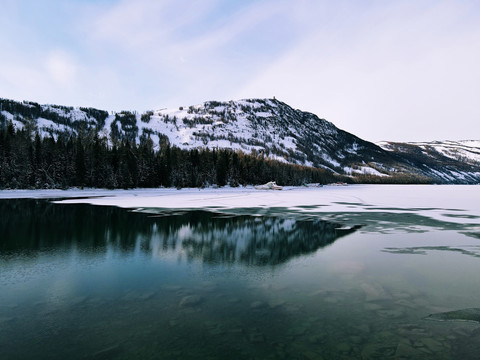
[0,120,341,189]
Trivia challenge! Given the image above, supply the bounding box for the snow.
[376,141,388,148]
[350,166,388,177]
[141,99,334,164]
[1,110,14,121]
[12,119,24,130]
[0,98,361,173]
[36,118,72,138]
[378,140,480,164]
[104,114,116,134]
[348,142,359,153]
[4,97,479,183]
[2,185,479,227]
[114,99,318,165]
[429,168,453,181]
[322,154,341,167]
[43,105,69,116]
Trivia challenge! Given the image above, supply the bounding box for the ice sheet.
[2,185,478,226]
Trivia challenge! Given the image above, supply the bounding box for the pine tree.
[216,150,228,186]
[75,137,86,188]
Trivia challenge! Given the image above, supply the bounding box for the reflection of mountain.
[0,200,360,266]
[152,214,360,265]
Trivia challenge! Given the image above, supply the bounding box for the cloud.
[236,1,480,141]
[1,0,479,141]
[0,64,46,101]
[45,50,78,87]
[76,0,300,109]
[87,0,221,56]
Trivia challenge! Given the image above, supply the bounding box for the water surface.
[1,198,480,359]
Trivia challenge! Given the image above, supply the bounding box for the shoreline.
[0,183,478,200]
[1,185,479,227]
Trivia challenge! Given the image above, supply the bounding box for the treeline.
[0,98,109,130]
[0,121,338,189]
[351,174,432,184]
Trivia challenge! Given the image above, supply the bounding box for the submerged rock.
[138,291,156,301]
[287,325,308,337]
[268,299,286,308]
[250,301,266,309]
[335,342,352,353]
[209,327,225,336]
[308,333,327,344]
[248,331,265,343]
[397,323,428,336]
[376,309,404,318]
[420,338,445,353]
[0,316,15,324]
[92,344,121,359]
[364,303,382,311]
[361,282,390,302]
[395,340,417,358]
[424,308,480,323]
[169,319,180,327]
[301,350,324,360]
[361,343,396,359]
[179,295,203,307]
[227,327,243,334]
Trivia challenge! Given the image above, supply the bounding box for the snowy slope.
[378,140,480,183]
[2,97,480,183]
[1,98,392,175]
[378,140,480,165]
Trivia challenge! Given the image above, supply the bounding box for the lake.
[1,186,480,359]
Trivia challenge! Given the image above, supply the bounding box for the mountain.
[378,140,480,184]
[1,97,479,184]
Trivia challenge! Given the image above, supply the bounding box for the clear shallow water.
[1,199,480,359]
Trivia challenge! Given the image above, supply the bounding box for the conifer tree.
[75,137,86,188]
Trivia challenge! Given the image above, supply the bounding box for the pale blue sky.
[1,0,480,142]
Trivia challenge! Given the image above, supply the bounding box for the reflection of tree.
[0,199,155,252]
[165,216,360,265]
[0,200,360,266]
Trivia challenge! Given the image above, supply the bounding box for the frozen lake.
[1,185,480,359]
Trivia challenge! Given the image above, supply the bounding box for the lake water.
[1,191,480,359]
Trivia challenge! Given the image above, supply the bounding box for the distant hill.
[1,97,479,184]
[378,140,480,183]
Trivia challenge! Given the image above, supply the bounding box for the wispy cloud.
[81,0,297,107]
[45,50,79,88]
[0,0,479,141]
[237,0,480,141]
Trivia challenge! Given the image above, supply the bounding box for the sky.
[1,0,479,142]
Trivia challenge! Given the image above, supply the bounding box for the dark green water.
[1,199,480,359]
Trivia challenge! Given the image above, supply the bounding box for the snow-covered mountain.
[379,140,480,165]
[1,97,479,184]
[378,140,480,183]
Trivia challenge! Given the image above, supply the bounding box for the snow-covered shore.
[1,185,479,226]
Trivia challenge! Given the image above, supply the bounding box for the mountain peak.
[1,96,480,184]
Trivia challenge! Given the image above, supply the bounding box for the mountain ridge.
[1,97,479,184]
